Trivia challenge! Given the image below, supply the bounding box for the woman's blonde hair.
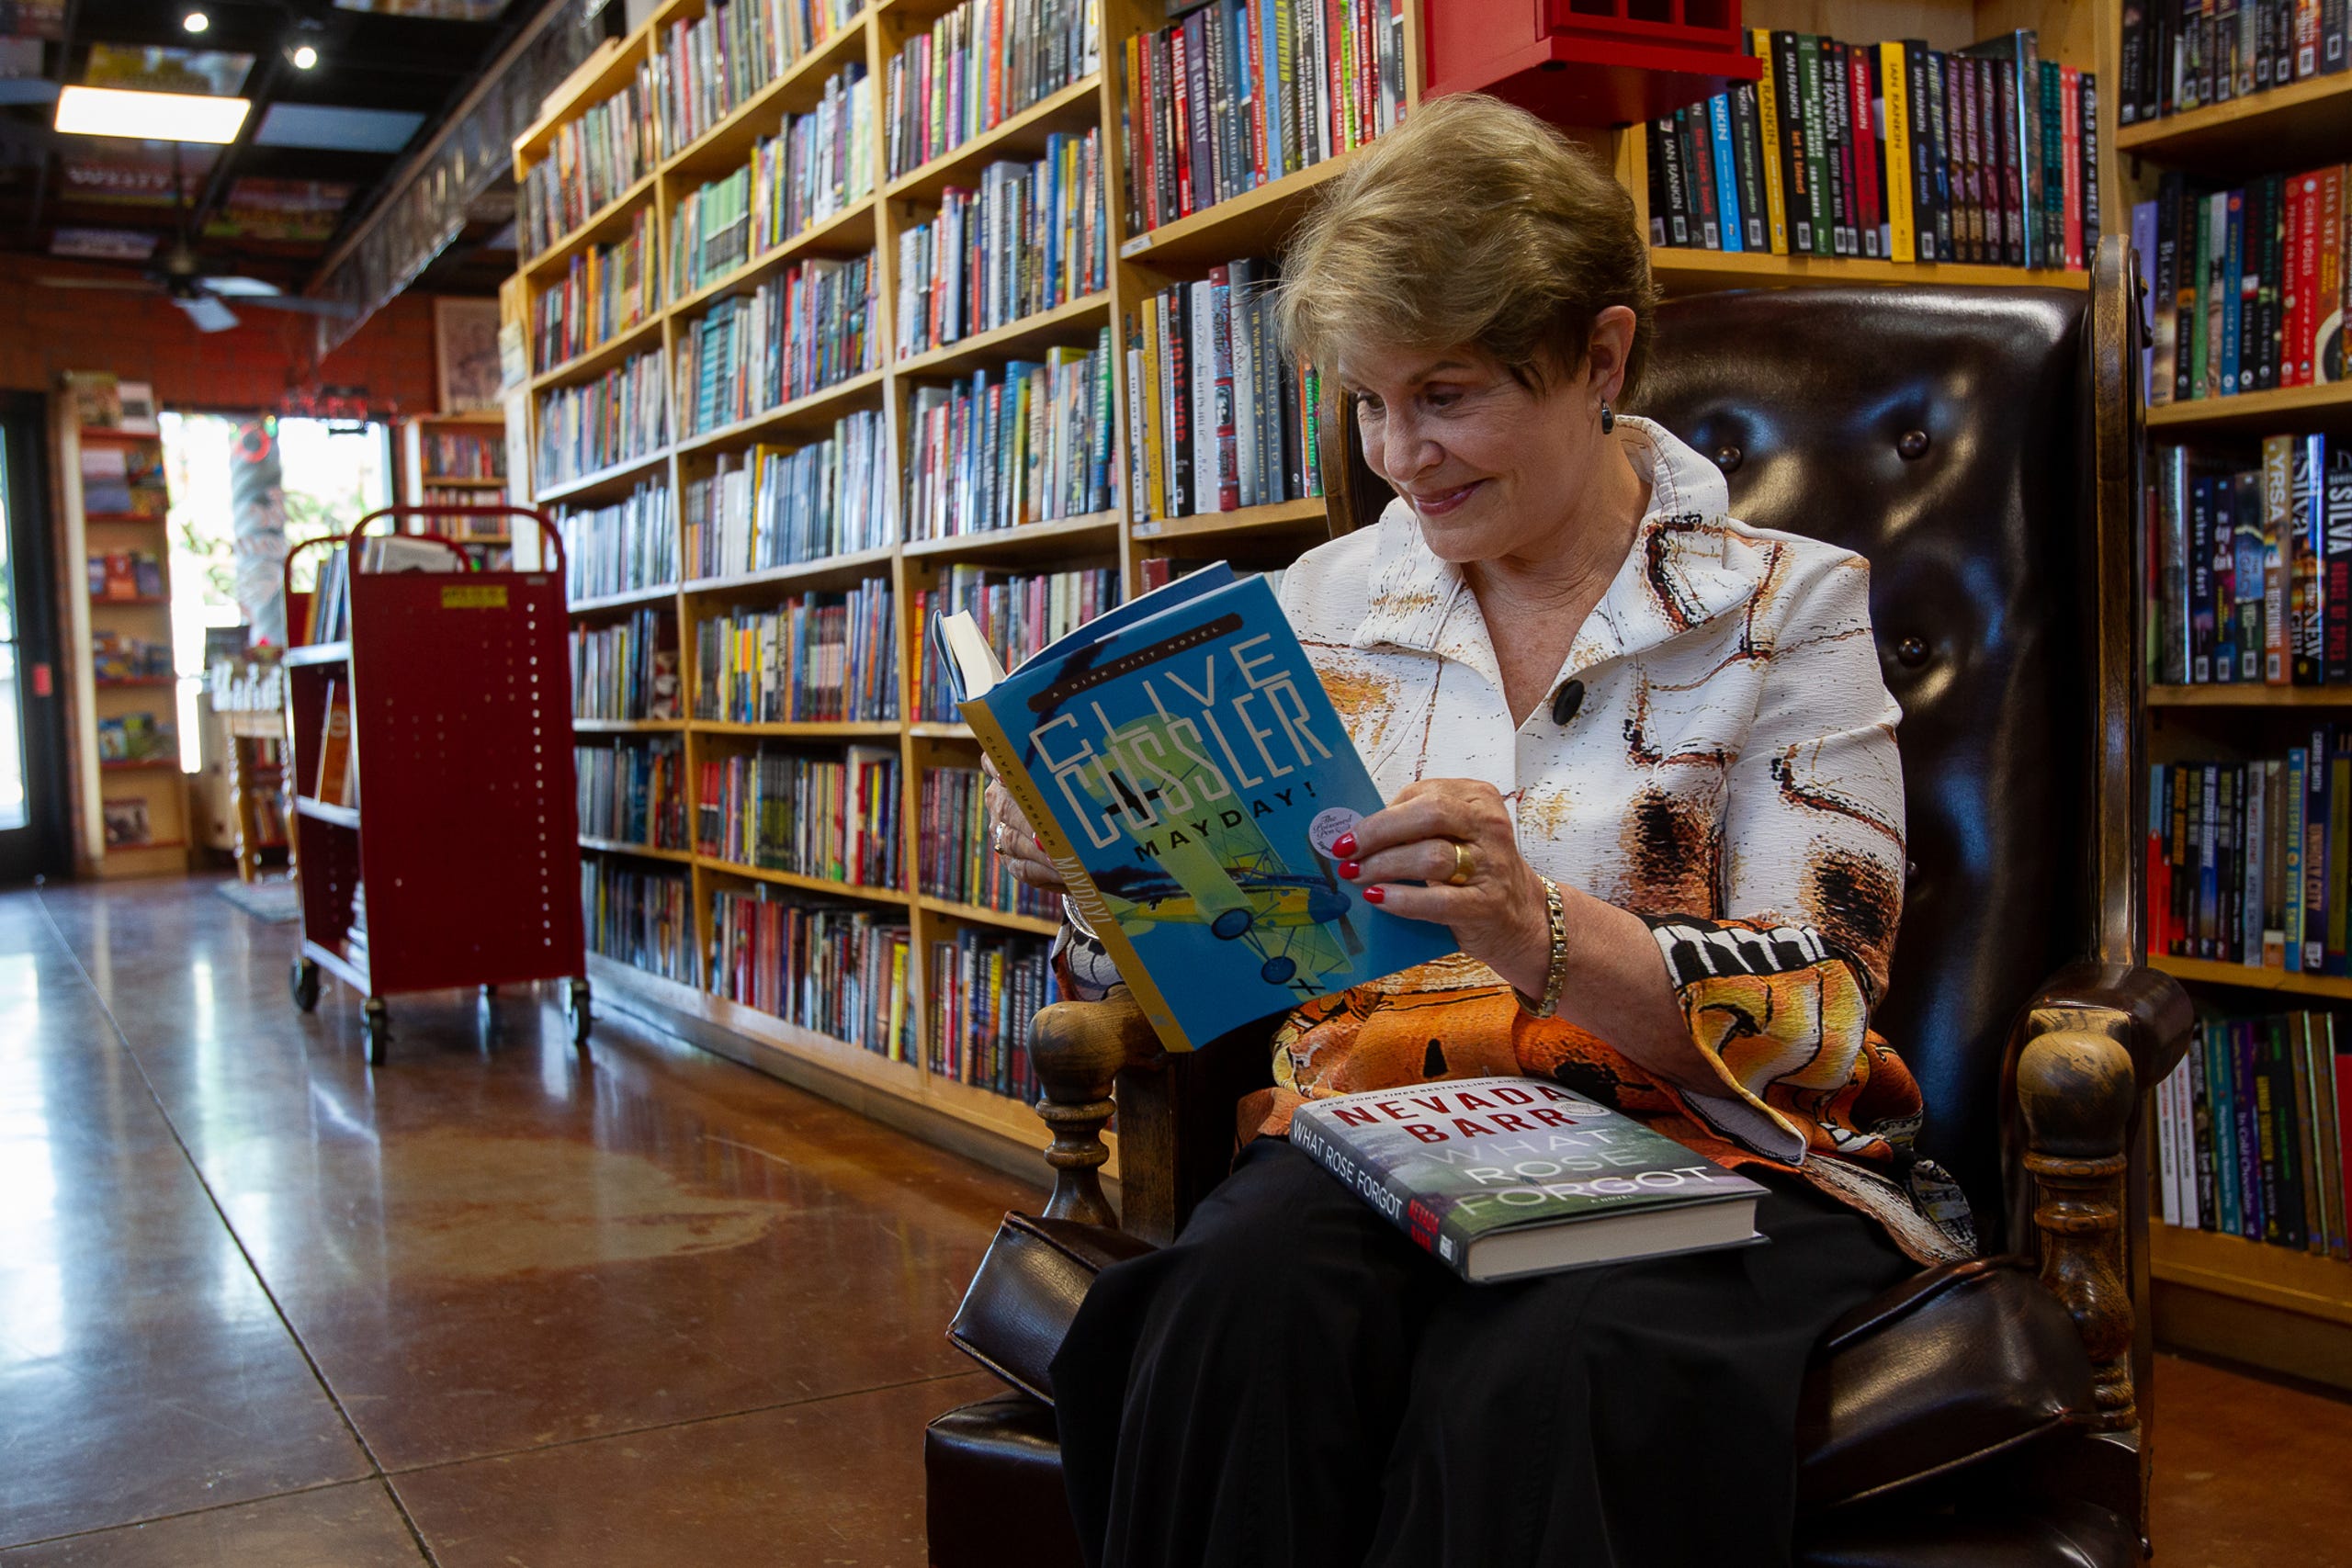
[1275,93,1657,398]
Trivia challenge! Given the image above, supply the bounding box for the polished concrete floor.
[2,874,2346,1564]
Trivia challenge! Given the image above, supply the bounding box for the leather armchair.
[925,235,2191,1568]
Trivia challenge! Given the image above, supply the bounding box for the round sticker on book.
[1308,807,1363,858]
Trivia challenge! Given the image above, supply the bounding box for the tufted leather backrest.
[1626,287,2101,1242]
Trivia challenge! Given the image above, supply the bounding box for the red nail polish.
[1033,834,1043,850]
[1363,885,1385,905]
[1333,832,1357,857]
[1339,861,1360,880]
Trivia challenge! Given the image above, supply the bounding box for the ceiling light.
[183,10,209,31]
[288,44,318,69]
[54,85,250,143]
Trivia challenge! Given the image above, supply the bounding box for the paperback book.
[933,560,1452,1052]
[1288,1076,1768,1281]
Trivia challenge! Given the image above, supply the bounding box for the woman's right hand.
[981,756,1069,895]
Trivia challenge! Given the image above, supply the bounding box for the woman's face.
[1340,313,1633,568]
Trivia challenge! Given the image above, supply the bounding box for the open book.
[933,562,1452,1053]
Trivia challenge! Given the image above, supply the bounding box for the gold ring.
[992,824,1007,853]
[1447,840,1474,886]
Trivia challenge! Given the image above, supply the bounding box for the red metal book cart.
[281,505,588,1064]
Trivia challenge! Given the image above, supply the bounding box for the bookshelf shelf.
[536,448,671,506]
[692,718,902,738]
[672,366,890,457]
[668,199,880,320]
[2146,380,2352,435]
[573,716,687,733]
[529,312,668,394]
[418,476,507,489]
[1131,496,1330,541]
[570,582,682,615]
[894,291,1114,382]
[1117,147,1365,270]
[883,73,1105,207]
[1648,248,2093,294]
[2147,683,2352,706]
[918,895,1061,937]
[2146,953,2352,1001]
[659,17,875,180]
[523,171,662,283]
[2150,1224,2352,1327]
[684,542,899,597]
[902,511,1123,558]
[2114,74,2352,173]
[95,676,177,689]
[84,513,164,524]
[907,720,974,739]
[697,854,908,903]
[580,835,697,863]
[91,595,170,607]
[99,757,179,773]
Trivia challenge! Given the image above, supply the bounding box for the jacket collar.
[1350,416,1764,678]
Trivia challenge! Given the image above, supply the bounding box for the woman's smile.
[1408,479,1486,517]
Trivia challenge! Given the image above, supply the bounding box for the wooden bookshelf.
[516,0,2124,1179]
[2115,73,2352,173]
[2148,952,2352,1001]
[55,375,191,880]
[398,412,512,512]
[2145,380,2352,436]
[2148,683,2352,706]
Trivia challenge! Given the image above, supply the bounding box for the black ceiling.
[6,0,532,293]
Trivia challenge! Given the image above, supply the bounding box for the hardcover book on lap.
[1289,1076,1768,1282]
[934,562,1452,1053]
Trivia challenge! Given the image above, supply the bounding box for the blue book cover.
[1259,0,1286,180]
[1708,95,1746,254]
[2206,1020,2242,1236]
[2288,746,2307,972]
[940,564,1454,1051]
[2221,188,2244,395]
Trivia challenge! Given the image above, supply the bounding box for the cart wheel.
[566,978,592,1048]
[363,998,390,1066]
[290,958,320,1013]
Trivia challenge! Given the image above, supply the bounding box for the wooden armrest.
[1027,987,1162,1233]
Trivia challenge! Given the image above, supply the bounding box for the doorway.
[0,394,71,882]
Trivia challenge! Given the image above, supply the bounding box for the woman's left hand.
[1335,778,1553,994]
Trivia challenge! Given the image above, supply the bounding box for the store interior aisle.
[0,877,1014,1566]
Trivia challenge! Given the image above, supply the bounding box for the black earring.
[1600,400,1615,434]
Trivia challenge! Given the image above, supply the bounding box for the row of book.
[561,480,679,604]
[577,736,689,850]
[583,859,698,987]
[1647,29,2096,269]
[695,745,901,887]
[691,579,899,724]
[906,331,1117,541]
[927,927,1052,1098]
[708,888,916,1061]
[651,0,863,157]
[79,436,164,516]
[2150,745,2352,972]
[2137,169,2352,407]
[87,550,164,601]
[666,62,875,301]
[533,206,658,373]
[521,62,660,257]
[2145,437,2349,688]
[2120,0,2352,127]
[894,129,1105,358]
[418,428,503,480]
[1129,262,1325,522]
[914,564,1121,721]
[883,0,1098,178]
[91,631,174,682]
[674,254,878,437]
[918,766,1062,919]
[683,411,891,579]
[1121,0,1408,236]
[571,610,680,722]
[536,349,668,491]
[2154,1010,2350,1257]
[421,491,513,529]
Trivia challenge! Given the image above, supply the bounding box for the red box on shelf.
[1424,0,1759,127]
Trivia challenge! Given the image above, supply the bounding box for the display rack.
[513,0,2123,1178]
[282,505,589,1066]
[397,412,513,557]
[54,373,190,879]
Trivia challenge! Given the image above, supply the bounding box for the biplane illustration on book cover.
[936,563,1453,1053]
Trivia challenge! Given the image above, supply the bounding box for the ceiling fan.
[36,237,360,333]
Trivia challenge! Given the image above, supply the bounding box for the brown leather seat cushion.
[1795,1497,2140,1568]
[946,1213,2098,1515]
[924,1393,1087,1568]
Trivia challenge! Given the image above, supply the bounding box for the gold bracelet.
[1513,876,1568,1019]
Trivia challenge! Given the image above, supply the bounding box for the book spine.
[1653,118,1691,246]
[1758,30,1792,254]
[1774,34,1815,255]
[1209,265,1240,511]
[1709,95,1746,254]
[1729,80,1768,252]
[2190,1021,2219,1228]
[1880,41,1915,261]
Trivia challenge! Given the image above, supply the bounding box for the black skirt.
[1051,1137,1915,1568]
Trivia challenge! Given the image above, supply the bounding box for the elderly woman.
[983,92,1975,1568]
